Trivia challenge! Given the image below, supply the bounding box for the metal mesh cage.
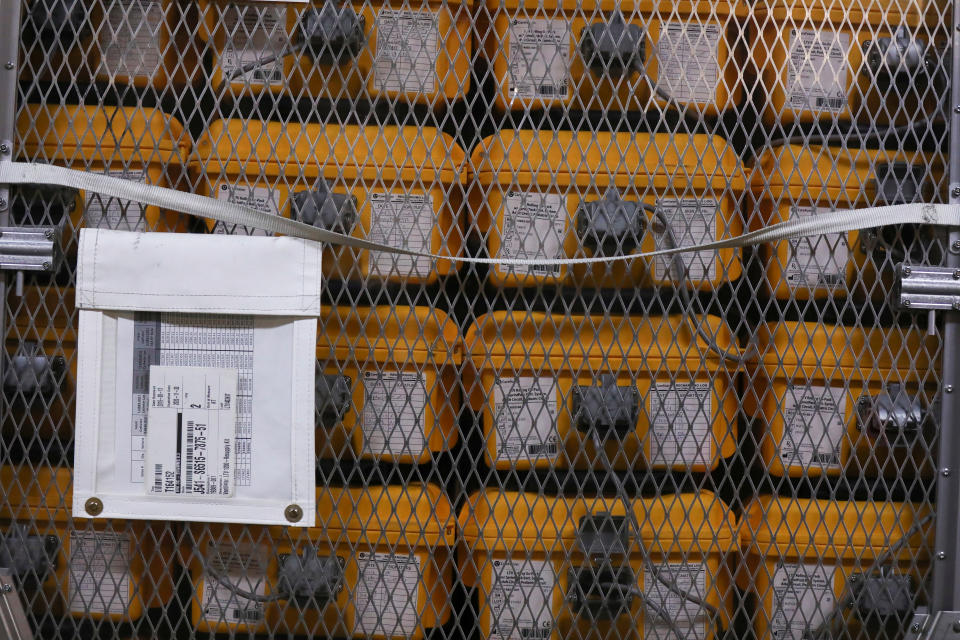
[0,0,953,637]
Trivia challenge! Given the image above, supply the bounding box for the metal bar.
[0,0,19,225]
[931,0,960,611]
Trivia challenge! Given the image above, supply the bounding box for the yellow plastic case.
[746,320,939,478]
[752,1,944,126]
[0,465,174,622]
[750,145,941,301]
[316,305,460,463]
[464,312,738,471]
[16,104,190,250]
[187,483,455,637]
[471,130,744,290]
[460,490,735,640]
[481,0,744,114]
[193,119,464,285]
[198,0,472,105]
[3,286,77,441]
[740,496,931,640]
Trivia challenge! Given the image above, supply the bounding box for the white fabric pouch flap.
[77,229,322,315]
[73,229,317,526]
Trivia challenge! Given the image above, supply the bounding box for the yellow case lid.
[1,465,73,523]
[750,144,938,199]
[742,495,932,560]
[194,120,466,184]
[459,490,735,554]
[316,483,455,547]
[318,305,461,366]
[465,312,733,370]
[752,1,937,26]
[471,130,745,191]
[754,320,937,377]
[487,0,744,16]
[18,104,188,164]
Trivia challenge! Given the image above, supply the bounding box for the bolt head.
[938,550,947,559]
[44,229,54,240]
[42,261,52,271]
[902,299,912,307]
[284,504,303,523]
[954,240,960,251]
[911,623,921,633]
[0,143,8,153]
[3,61,12,70]
[955,105,960,113]
[944,468,952,476]
[84,497,103,516]
[902,265,912,276]
[0,198,6,210]
[947,385,955,393]
[1,584,11,593]
[954,187,960,198]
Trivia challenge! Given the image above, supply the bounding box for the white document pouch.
[72,229,320,526]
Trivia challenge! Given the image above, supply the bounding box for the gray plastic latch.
[860,163,929,262]
[851,570,913,617]
[876,163,926,206]
[579,13,644,77]
[316,369,352,428]
[568,564,636,620]
[572,374,641,438]
[855,383,932,447]
[24,0,88,48]
[3,341,65,399]
[0,525,57,580]
[277,551,344,604]
[864,25,931,90]
[300,2,366,65]
[576,512,632,557]
[576,191,646,256]
[290,181,358,233]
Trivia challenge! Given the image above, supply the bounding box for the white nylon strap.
[2,160,958,264]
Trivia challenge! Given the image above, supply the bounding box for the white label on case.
[653,198,719,282]
[508,19,570,99]
[493,376,559,462]
[100,0,164,78]
[368,192,436,277]
[374,10,438,93]
[771,562,837,640]
[354,552,421,636]
[220,4,286,85]
[657,23,721,103]
[489,558,555,640]
[499,192,567,277]
[649,382,712,467]
[213,183,281,236]
[68,531,131,615]
[201,542,268,624]
[785,205,850,290]
[361,371,428,456]
[85,169,148,230]
[145,365,238,497]
[643,562,708,640]
[781,384,847,469]
[786,29,850,113]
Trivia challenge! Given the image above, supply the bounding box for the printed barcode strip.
[232,608,263,622]
[812,452,840,465]
[520,628,551,639]
[815,97,844,109]
[527,443,557,455]
[185,419,194,493]
[152,464,162,493]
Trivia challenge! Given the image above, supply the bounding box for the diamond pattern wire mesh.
[0,0,950,637]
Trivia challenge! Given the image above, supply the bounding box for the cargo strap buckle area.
[903,609,960,640]
[0,225,61,274]
[290,181,359,234]
[855,383,935,447]
[3,340,65,401]
[0,525,57,582]
[850,569,914,618]
[892,263,960,311]
[576,190,648,257]
[567,564,638,621]
[572,375,642,440]
[315,369,353,428]
[579,13,645,78]
[277,551,345,605]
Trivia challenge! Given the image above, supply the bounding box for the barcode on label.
[252,67,282,84]
[537,84,565,95]
[520,629,551,639]
[527,443,557,455]
[530,264,561,276]
[185,420,195,493]
[233,607,263,622]
[812,452,840,465]
[815,97,844,109]
[820,273,842,285]
[152,464,162,493]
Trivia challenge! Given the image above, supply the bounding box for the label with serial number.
[354,552,421,636]
[85,169,148,230]
[653,198,719,282]
[361,371,427,457]
[99,0,164,78]
[493,376,559,462]
[771,562,837,640]
[508,19,570,99]
[643,562,708,640]
[219,3,287,85]
[145,365,238,497]
[785,205,850,290]
[201,542,268,624]
[648,382,712,467]
[781,384,846,470]
[374,10,438,93]
[68,531,131,615]
[213,183,281,236]
[499,191,567,277]
[489,558,555,640]
[657,23,721,103]
[786,29,850,113]
[368,192,436,277]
